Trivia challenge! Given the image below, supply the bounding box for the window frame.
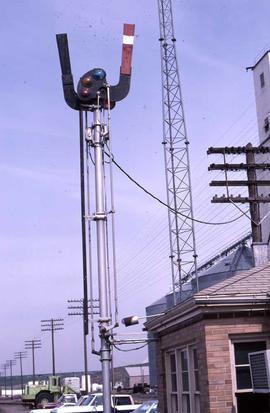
[165,351,179,413]
[165,344,200,413]
[260,72,265,88]
[229,333,270,413]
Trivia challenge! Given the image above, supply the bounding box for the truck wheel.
[36,392,53,407]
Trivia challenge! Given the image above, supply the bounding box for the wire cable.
[113,342,149,352]
[106,153,248,226]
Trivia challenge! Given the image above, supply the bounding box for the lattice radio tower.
[158,0,198,303]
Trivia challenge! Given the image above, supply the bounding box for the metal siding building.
[251,52,270,246]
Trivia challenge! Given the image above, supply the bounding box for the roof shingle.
[194,262,270,299]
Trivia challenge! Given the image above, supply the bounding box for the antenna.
[157,0,198,303]
[56,23,135,413]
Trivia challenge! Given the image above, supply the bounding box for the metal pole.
[79,110,89,394]
[19,355,23,395]
[93,103,111,413]
[4,366,7,397]
[51,320,56,375]
[83,333,89,393]
[79,110,89,338]
[32,344,35,384]
[10,361,13,399]
[246,143,262,242]
[14,351,27,395]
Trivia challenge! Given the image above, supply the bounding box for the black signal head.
[77,68,108,106]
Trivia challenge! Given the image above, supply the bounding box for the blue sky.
[0,0,269,375]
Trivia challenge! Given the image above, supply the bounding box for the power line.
[41,318,64,376]
[14,351,27,394]
[108,154,247,226]
[25,339,41,384]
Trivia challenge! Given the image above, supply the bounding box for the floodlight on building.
[122,314,165,327]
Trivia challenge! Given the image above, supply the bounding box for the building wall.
[255,136,270,246]
[154,313,270,413]
[129,374,150,388]
[252,53,270,246]
[205,315,270,413]
[253,52,270,144]
[146,301,167,387]
[157,319,209,413]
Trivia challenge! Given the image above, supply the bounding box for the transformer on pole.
[56,24,135,413]
[157,0,198,303]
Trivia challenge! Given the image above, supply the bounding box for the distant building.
[250,51,270,252]
[251,51,270,144]
[125,365,149,388]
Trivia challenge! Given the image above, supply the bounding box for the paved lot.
[0,402,29,413]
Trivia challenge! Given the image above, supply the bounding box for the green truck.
[22,375,80,407]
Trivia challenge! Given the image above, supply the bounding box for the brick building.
[146,263,270,413]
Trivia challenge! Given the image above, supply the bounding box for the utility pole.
[6,360,15,398]
[157,0,198,303]
[56,23,135,413]
[25,339,41,384]
[1,364,8,397]
[14,351,27,395]
[68,299,99,393]
[208,144,270,265]
[41,319,64,375]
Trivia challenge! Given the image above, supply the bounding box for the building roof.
[146,262,270,334]
[194,261,270,301]
[198,244,253,277]
[146,244,254,314]
[247,50,270,71]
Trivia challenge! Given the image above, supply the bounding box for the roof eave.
[194,296,270,305]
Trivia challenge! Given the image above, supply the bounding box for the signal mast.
[158,0,198,303]
[56,24,135,413]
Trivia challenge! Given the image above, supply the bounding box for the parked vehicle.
[132,400,158,413]
[30,394,86,413]
[51,393,141,413]
[37,394,78,409]
[22,375,80,407]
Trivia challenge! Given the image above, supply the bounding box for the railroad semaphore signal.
[56,23,135,413]
[56,23,134,111]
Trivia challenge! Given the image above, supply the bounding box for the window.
[81,395,94,406]
[234,341,266,390]
[114,396,132,406]
[169,352,178,413]
[231,338,270,413]
[166,346,200,413]
[93,395,103,406]
[180,350,190,413]
[191,348,200,413]
[260,72,265,88]
[264,117,269,133]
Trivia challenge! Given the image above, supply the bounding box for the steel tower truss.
[158,0,198,302]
